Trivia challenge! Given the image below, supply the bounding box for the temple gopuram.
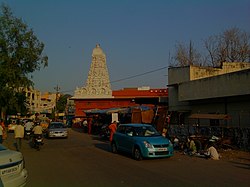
[72,44,168,117]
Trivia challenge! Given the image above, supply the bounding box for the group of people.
[15,120,44,151]
[0,119,44,152]
[176,136,220,160]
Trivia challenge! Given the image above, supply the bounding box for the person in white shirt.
[205,143,220,160]
[24,121,34,131]
[14,122,24,151]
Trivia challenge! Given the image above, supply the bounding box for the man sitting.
[205,142,220,160]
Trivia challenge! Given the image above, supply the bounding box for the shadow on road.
[229,161,250,170]
[94,142,111,153]
[71,127,84,133]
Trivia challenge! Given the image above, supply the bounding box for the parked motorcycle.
[32,134,44,151]
[99,124,110,140]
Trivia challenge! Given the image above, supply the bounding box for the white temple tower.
[74,44,113,98]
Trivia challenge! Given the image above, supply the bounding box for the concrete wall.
[168,66,190,85]
[168,87,191,111]
[190,62,250,81]
[179,69,250,101]
[168,62,250,86]
[189,96,250,127]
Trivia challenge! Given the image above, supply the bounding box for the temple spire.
[74,44,113,98]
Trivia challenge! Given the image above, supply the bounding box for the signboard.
[112,113,119,123]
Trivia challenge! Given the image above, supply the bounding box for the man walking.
[14,121,24,151]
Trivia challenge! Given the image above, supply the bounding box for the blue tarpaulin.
[83,106,151,114]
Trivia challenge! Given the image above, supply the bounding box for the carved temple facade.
[72,44,168,117]
[74,44,112,99]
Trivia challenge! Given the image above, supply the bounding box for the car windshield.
[134,126,161,137]
[49,123,65,129]
[0,144,7,151]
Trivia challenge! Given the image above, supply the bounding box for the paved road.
[3,128,250,187]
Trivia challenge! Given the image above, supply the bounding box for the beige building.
[40,92,58,114]
[25,88,57,115]
[168,62,250,127]
[25,88,41,114]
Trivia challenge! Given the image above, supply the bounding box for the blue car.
[111,123,173,160]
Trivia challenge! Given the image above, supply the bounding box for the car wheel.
[111,142,117,153]
[134,147,142,161]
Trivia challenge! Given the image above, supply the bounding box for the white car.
[0,144,28,187]
[47,122,68,138]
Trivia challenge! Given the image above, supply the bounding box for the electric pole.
[54,85,60,121]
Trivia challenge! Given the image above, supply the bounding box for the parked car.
[47,122,68,138]
[111,123,174,160]
[0,144,28,187]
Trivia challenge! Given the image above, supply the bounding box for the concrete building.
[39,92,58,114]
[25,88,57,115]
[25,88,41,114]
[168,62,250,127]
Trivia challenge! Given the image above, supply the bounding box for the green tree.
[0,4,48,118]
[57,94,72,113]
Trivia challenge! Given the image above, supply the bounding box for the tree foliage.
[57,94,72,113]
[173,27,250,67]
[0,4,48,116]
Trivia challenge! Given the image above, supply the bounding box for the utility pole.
[54,85,60,121]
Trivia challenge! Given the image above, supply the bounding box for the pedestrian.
[82,119,88,133]
[0,124,3,144]
[205,142,220,160]
[186,137,197,155]
[82,119,88,127]
[14,121,24,151]
[108,121,117,142]
[88,118,92,134]
[0,119,6,142]
[24,120,34,131]
[173,136,180,150]
[0,119,5,128]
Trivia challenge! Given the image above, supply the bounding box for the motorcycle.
[99,124,110,140]
[32,134,44,151]
[24,129,32,140]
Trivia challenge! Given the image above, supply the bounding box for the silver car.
[47,122,68,138]
[0,144,28,187]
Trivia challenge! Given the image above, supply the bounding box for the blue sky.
[1,0,250,94]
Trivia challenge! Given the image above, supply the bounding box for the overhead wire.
[109,66,168,84]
